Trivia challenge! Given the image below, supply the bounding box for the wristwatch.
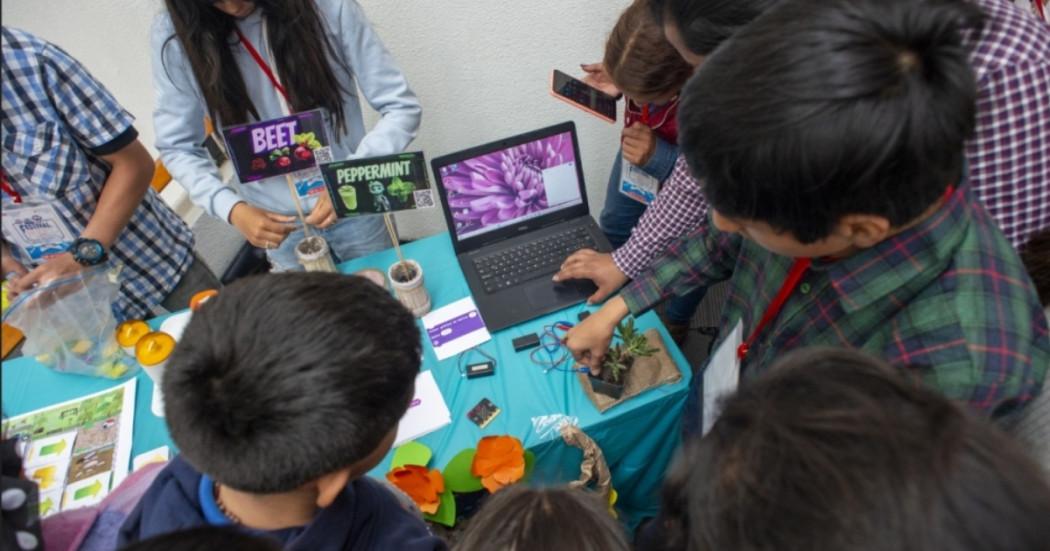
[70,237,108,266]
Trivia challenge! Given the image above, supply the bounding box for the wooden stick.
[284,173,312,238]
[383,213,407,269]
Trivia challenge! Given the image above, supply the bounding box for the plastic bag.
[2,264,137,379]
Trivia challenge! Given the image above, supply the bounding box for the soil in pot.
[297,237,323,255]
[391,262,418,282]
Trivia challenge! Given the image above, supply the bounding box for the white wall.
[2,0,628,239]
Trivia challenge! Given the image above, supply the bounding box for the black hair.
[455,485,630,551]
[119,526,281,551]
[162,0,349,133]
[657,347,1050,551]
[649,0,778,55]
[677,0,983,243]
[164,273,421,493]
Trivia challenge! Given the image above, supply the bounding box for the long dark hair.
[603,0,692,99]
[162,0,348,133]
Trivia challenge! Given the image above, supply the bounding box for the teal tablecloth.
[1,232,691,522]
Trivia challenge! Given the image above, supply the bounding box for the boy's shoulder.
[305,476,448,551]
[873,201,1049,414]
[117,456,209,546]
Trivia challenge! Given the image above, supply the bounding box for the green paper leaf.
[442,448,482,493]
[423,489,456,527]
[391,441,432,469]
[524,449,536,481]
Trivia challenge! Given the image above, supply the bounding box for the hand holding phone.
[551,69,618,123]
[579,63,621,97]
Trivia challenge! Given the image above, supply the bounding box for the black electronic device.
[467,398,502,428]
[465,360,496,379]
[512,333,541,352]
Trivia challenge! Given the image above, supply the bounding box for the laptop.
[432,121,613,331]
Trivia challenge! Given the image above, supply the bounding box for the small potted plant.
[589,318,659,399]
[382,214,431,317]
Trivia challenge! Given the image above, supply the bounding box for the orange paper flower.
[386,465,445,514]
[471,435,526,493]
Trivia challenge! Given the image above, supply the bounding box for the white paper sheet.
[394,371,451,446]
[422,297,492,361]
[702,320,743,436]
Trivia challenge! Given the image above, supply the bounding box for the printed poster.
[220,109,333,183]
[319,152,435,217]
[2,379,136,518]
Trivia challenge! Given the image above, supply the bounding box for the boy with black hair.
[118,273,446,550]
[556,0,1050,321]
[643,347,1050,551]
[566,0,1049,435]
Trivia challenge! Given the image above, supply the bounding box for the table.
[2,232,692,523]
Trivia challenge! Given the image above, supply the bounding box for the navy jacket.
[117,456,447,551]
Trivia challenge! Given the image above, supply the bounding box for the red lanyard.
[641,104,650,125]
[233,27,291,104]
[1,170,22,203]
[737,257,811,361]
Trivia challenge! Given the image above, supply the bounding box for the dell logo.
[517,226,528,232]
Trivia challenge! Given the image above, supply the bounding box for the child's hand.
[553,249,629,304]
[564,296,629,374]
[580,63,621,97]
[305,192,338,229]
[229,202,296,250]
[622,124,656,166]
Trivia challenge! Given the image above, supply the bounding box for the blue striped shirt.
[1,27,194,320]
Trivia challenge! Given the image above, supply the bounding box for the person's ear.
[314,468,352,508]
[836,215,892,249]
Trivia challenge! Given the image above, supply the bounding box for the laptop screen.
[437,130,583,241]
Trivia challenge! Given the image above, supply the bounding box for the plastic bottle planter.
[388,259,431,317]
[295,236,338,273]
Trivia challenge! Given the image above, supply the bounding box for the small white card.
[394,371,451,446]
[132,446,171,472]
[422,297,492,361]
[702,320,743,436]
[619,161,660,205]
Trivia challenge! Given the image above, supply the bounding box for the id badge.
[619,161,660,205]
[1,201,75,266]
[701,319,743,436]
[291,167,327,200]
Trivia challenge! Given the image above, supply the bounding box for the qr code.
[414,189,435,208]
[314,146,334,164]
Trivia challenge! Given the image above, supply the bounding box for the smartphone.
[550,69,618,123]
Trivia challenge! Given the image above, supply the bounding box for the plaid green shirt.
[622,186,1049,425]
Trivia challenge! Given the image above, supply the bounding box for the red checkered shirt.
[612,0,1050,279]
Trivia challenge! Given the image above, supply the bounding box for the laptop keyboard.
[473,226,598,293]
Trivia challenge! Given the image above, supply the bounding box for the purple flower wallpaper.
[441,132,575,237]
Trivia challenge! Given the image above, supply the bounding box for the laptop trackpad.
[525,279,594,308]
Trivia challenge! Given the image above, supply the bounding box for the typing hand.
[553,249,628,304]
